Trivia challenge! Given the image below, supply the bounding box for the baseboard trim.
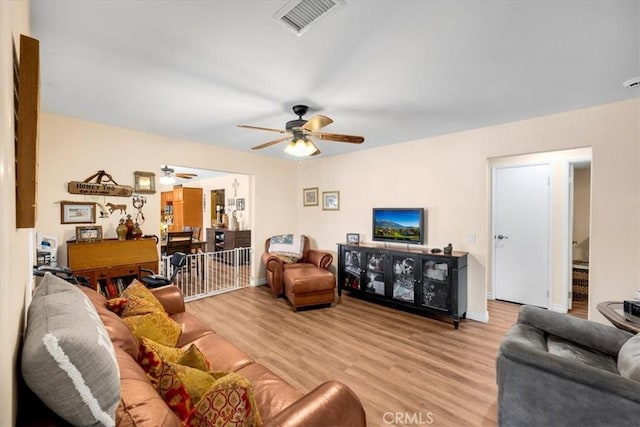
[252,278,267,286]
[551,304,567,313]
[467,310,489,323]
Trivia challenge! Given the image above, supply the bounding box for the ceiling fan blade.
[237,124,287,133]
[251,135,291,150]
[175,173,197,179]
[312,132,365,144]
[302,115,333,132]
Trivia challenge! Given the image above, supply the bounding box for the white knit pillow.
[618,334,640,381]
[22,274,120,427]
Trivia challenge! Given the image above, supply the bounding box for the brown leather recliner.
[261,235,333,296]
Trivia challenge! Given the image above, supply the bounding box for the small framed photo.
[322,191,340,211]
[303,187,319,207]
[346,233,360,245]
[75,225,103,242]
[236,198,245,211]
[61,201,96,224]
[134,171,156,194]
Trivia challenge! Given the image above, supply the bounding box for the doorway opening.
[488,148,592,317]
[568,161,591,319]
[158,165,255,299]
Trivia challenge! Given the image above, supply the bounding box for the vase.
[132,222,143,240]
[116,219,127,241]
[125,215,134,240]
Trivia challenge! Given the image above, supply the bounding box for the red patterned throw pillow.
[191,372,262,427]
[105,297,128,316]
[155,359,195,425]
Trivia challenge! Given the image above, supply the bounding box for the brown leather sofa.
[261,236,333,297]
[20,284,366,426]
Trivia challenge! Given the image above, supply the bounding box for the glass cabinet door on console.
[342,248,363,291]
[365,251,386,296]
[422,258,452,312]
[392,255,416,303]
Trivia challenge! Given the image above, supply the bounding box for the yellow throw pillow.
[121,280,165,312]
[178,344,211,372]
[138,337,211,378]
[191,372,262,427]
[168,362,216,404]
[123,312,181,347]
[121,294,165,317]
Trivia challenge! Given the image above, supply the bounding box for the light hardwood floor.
[187,286,532,426]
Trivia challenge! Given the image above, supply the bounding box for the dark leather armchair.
[261,235,333,296]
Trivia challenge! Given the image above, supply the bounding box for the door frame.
[563,158,592,312]
[490,161,552,308]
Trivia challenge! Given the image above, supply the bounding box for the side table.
[596,301,640,334]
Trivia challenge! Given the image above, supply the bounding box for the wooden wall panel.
[16,34,39,228]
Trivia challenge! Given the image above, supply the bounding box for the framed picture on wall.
[322,191,340,211]
[303,187,319,207]
[61,201,96,224]
[75,225,103,242]
[134,171,156,194]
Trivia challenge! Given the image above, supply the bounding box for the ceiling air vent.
[273,0,345,36]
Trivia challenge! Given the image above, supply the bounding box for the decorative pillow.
[269,234,303,258]
[138,337,211,378]
[124,312,181,347]
[155,360,195,425]
[121,294,165,317]
[105,297,128,316]
[121,280,165,312]
[179,344,212,372]
[169,362,217,404]
[618,334,640,381]
[21,273,120,427]
[191,372,262,427]
[273,254,300,264]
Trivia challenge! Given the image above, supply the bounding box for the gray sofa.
[496,305,640,427]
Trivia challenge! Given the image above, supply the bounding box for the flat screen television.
[372,208,425,245]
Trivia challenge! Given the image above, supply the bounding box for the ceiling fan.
[160,165,197,184]
[238,105,364,157]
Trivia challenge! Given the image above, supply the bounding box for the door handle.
[496,234,509,240]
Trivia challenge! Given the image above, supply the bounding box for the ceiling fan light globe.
[284,138,316,157]
[160,175,176,185]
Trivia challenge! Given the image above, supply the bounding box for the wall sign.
[68,170,133,197]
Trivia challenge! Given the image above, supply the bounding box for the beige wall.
[0,0,32,424]
[296,99,639,322]
[37,113,298,283]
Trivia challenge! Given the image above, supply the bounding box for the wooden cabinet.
[338,242,468,328]
[206,228,251,252]
[67,238,159,298]
[168,187,202,232]
[206,228,251,264]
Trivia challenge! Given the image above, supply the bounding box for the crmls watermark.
[383,412,434,425]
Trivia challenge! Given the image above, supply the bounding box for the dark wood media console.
[337,242,468,328]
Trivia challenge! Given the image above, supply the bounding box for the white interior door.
[493,163,551,307]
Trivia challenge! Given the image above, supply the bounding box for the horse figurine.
[106,202,127,214]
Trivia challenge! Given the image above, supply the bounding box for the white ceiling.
[31,1,640,160]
